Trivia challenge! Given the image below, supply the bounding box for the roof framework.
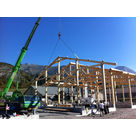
[35,56,136,107]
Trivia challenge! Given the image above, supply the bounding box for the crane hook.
[58,32,61,40]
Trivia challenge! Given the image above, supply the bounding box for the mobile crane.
[0,17,41,112]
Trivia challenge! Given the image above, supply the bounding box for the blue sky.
[0,17,136,70]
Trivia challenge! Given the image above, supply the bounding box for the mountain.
[20,63,46,76]
[20,63,66,76]
[115,66,136,74]
[0,62,66,88]
[0,62,33,88]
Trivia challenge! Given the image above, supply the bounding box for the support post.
[108,87,112,102]
[101,63,107,102]
[114,79,118,102]
[76,60,80,104]
[58,60,60,104]
[82,87,85,98]
[110,73,116,108]
[71,86,74,103]
[35,81,38,95]
[62,87,65,104]
[69,64,72,75]
[122,85,125,102]
[128,78,133,106]
[96,71,100,103]
[45,70,48,105]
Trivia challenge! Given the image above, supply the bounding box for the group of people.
[90,99,109,117]
[99,100,109,117]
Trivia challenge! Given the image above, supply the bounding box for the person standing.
[104,101,109,114]
[99,101,104,117]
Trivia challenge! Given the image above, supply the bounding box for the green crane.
[0,17,41,98]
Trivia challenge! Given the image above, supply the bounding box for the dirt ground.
[37,108,136,119]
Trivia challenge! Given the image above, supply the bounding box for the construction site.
[1,17,136,119]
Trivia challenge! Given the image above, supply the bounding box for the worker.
[99,100,104,117]
[104,101,109,114]
[91,100,97,116]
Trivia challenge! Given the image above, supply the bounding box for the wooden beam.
[76,60,80,104]
[128,78,133,106]
[71,86,74,103]
[114,79,118,102]
[111,73,116,108]
[101,64,107,102]
[122,85,125,102]
[59,57,117,66]
[62,87,65,104]
[45,70,48,105]
[58,59,61,104]
[96,71,100,103]
[109,87,112,102]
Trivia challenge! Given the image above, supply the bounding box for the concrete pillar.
[101,63,107,102]
[128,78,133,106]
[122,85,125,102]
[111,73,116,108]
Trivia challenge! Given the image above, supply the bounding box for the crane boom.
[0,17,41,98]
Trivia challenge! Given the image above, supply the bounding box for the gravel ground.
[95,108,136,119]
[37,108,136,119]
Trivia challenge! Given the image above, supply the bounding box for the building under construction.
[35,56,136,111]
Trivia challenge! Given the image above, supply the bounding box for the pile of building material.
[0,114,39,119]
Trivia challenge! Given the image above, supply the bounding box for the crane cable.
[47,39,59,65]
[60,37,79,59]
[58,17,78,58]
[47,17,79,66]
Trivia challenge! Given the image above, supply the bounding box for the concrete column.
[128,78,133,106]
[122,85,125,102]
[111,73,116,108]
[101,63,107,102]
